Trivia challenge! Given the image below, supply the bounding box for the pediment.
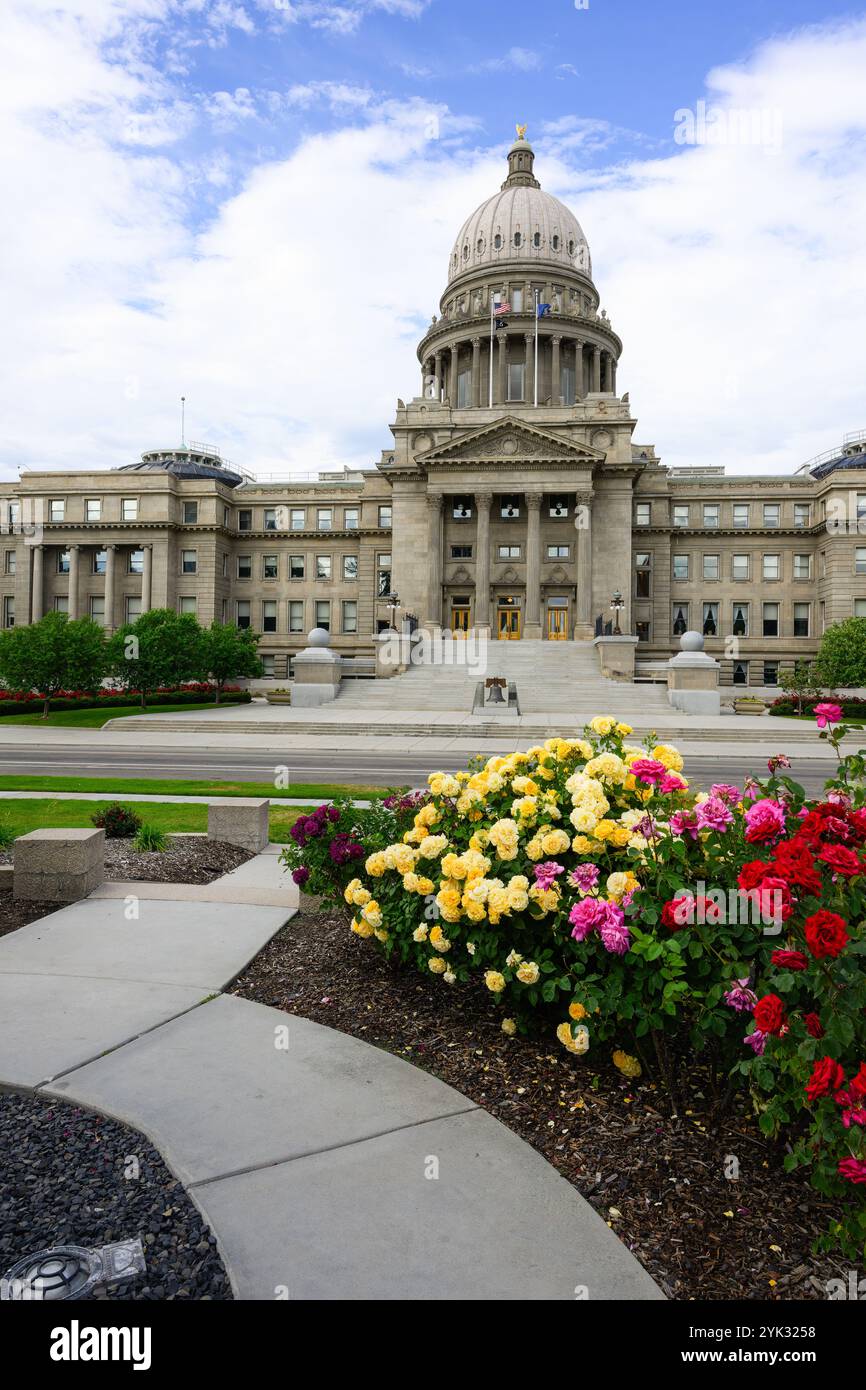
[422,416,606,467]
[500,566,520,584]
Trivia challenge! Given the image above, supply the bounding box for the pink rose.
[744,797,786,844]
[814,702,843,729]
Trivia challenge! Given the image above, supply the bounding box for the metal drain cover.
[1,1239,146,1301]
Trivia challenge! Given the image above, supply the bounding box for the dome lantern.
[502,125,540,190]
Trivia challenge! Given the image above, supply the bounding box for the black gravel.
[0,1092,232,1300]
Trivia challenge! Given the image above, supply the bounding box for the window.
[636,620,650,644]
[90,596,105,625]
[457,370,471,407]
[342,600,358,634]
[507,363,525,401]
[222,553,228,578]
[264,508,279,531]
[703,554,720,581]
[223,505,230,527]
[316,555,331,580]
[793,603,810,638]
[763,503,781,528]
[49,499,65,522]
[183,501,198,524]
[762,602,779,637]
[289,600,304,633]
[794,554,811,579]
[237,555,252,579]
[57,550,70,574]
[498,545,521,559]
[857,494,866,524]
[856,547,866,575]
[54,596,68,614]
[237,600,251,630]
[179,597,196,616]
[450,545,472,559]
[501,497,520,520]
[262,555,278,580]
[315,600,330,630]
[672,554,689,581]
[635,552,651,598]
[378,505,392,529]
[93,550,107,575]
[855,600,866,618]
[261,655,275,677]
[124,596,140,622]
[732,602,749,637]
[511,287,523,312]
[3,596,14,628]
[703,504,720,529]
[733,661,749,686]
[85,499,101,522]
[181,549,197,574]
[4,551,15,575]
[763,662,779,686]
[317,509,332,531]
[289,555,305,580]
[820,550,827,577]
[344,508,359,530]
[547,544,569,559]
[121,498,138,521]
[262,600,277,633]
[763,553,781,580]
[549,497,569,519]
[794,503,810,528]
[453,498,473,520]
[343,555,358,581]
[733,504,750,529]
[732,554,749,581]
[673,505,689,528]
[702,602,719,637]
[377,554,391,597]
[128,549,144,574]
[290,509,305,531]
[561,364,576,406]
[635,503,651,526]
[238,509,252,532]
[672,603,689,636]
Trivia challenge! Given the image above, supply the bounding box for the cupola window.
[513,231,522,248]
[463,244,469,261]
[552,234,560,250]
[494,233,502,250]
[568,239,575,256]
[476,237,483,254]
[533,231,541,247]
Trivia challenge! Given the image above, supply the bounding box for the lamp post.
[610,589,625,636]
[386,593,401,631]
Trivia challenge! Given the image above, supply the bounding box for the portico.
[24,540,155,632]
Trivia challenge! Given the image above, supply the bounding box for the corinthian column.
[592,346,601,393]
[142,544,153,613]
[550,335,561,406]
[474,491,492,633]
[426,493,443,629]
[449,343,459,402]
[575,491,594,640]
[68,545,80,620]
[471,337,481,407]
[524,493,542,639]
[497,331,508,404]
[104,544,117,632]
[31,545,44,623]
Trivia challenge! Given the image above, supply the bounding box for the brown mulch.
[231,902,851,1303]
[0,897,61,939]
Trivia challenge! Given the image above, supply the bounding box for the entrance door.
[547,608,568,640]
[497,609,521,640]
[451,607,470,637]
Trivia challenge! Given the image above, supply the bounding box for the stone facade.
[1,133,865,688]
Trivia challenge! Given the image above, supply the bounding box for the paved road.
[0,744,835,795]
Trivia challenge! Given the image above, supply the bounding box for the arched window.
[513,231,522,248]
[568,239,575,256]
[552,234,560,250]
[533,231,541,248]
[477,237,483,254]
[494,233,502,250]
[462,244,469,261]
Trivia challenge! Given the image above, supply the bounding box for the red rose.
[753,993,787,1036]
[805,1056,846,1102]
[738,860,772,892]
[772,840,822,896]
[804,910,849,960]
[804,1012,824,1039]
[744,876,793,925]
[818,844,862,878]
[661,896,693,931]
[849,808,866,842]
[771,950,808,972]
[849,1062,866,1098]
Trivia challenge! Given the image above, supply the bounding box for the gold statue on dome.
[515,123,527,140]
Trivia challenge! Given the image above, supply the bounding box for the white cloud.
[474,46,542,74]
[2,6,866,481]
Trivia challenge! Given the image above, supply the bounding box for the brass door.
[497,609,521,640]
[547,608,568,640]
[451,607,470,637]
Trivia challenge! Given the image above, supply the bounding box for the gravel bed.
[0,1092,232,1300]
[232,904,851,1303]
[100,835,252,884]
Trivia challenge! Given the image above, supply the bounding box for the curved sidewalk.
[0,852,662,1301]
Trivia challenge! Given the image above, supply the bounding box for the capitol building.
[2,132,865,688]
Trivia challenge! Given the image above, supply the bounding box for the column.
[449,343,459,403]
[574,340,584,398]
[426,493,443,629]
[433,351,443,402]
[496,331,508,405]
[31,544,44,623]
[474,492,492,632]
[142,544,153,613]
[592,345,602,393]
[471,337,481,407]
[550,335,561,406]
[575,491,594,640]
[104,544,116,633]
[610,355,617,395]
[524,493,542,639]
[524,333,533,405]
[68,545,80,620]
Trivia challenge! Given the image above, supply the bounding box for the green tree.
[0,612,107,718]
[107,608,206,708]
[201,622,262,702]
[815,617,866,689]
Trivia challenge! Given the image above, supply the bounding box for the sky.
[2,0,866,479]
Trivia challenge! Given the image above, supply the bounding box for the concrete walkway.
[0,850,662,1300]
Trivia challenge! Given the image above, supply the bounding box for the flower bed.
[281,712,866,1258]
[770,695,866,719]
[0,684,250,716]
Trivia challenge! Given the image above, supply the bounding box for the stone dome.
[447,135,591,285]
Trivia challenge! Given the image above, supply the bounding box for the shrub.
[816,616,866,688]
[92,803,142,838]
[133,824,168,853]
[0,819,15,851]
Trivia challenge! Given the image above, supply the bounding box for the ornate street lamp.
[610,589,625,636]
[385,593,401,630]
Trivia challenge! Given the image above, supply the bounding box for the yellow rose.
[615,722,633,736]
[569,1001,588,1021]
[516,960,540,985]
[613,1050,642,1079]
[373,928,389,943]
[360,900,382,929]
[365,852,386,877]
[413,925,429,942]
[429,925,451,952]
[541,828,571,855]
[428,956,447,974]
[652,744,684,773]
[484,970,506,994]
[419,834,449,860]
[351,917,374,938]
[589,715,615,736]
[501,1017,518,1037]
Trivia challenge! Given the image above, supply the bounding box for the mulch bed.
[232,902,851,1302]
[0,898,61,940]
[0,1092,232,1300]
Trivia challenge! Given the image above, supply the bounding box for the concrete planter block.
[593,635,639,681]
[208,799,270,853]
[14,828,105,902]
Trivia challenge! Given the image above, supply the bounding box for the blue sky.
[2,0,866,476]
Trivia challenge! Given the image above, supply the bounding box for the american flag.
[494,300,511,315]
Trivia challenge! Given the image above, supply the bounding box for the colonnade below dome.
[420,333,617,408]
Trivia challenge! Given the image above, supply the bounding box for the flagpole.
[533,290,539,407]
[488,292,495,408]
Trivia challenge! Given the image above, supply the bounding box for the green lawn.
[0,797,307,843]
[0,775,391,800]
[0,702,235,728]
